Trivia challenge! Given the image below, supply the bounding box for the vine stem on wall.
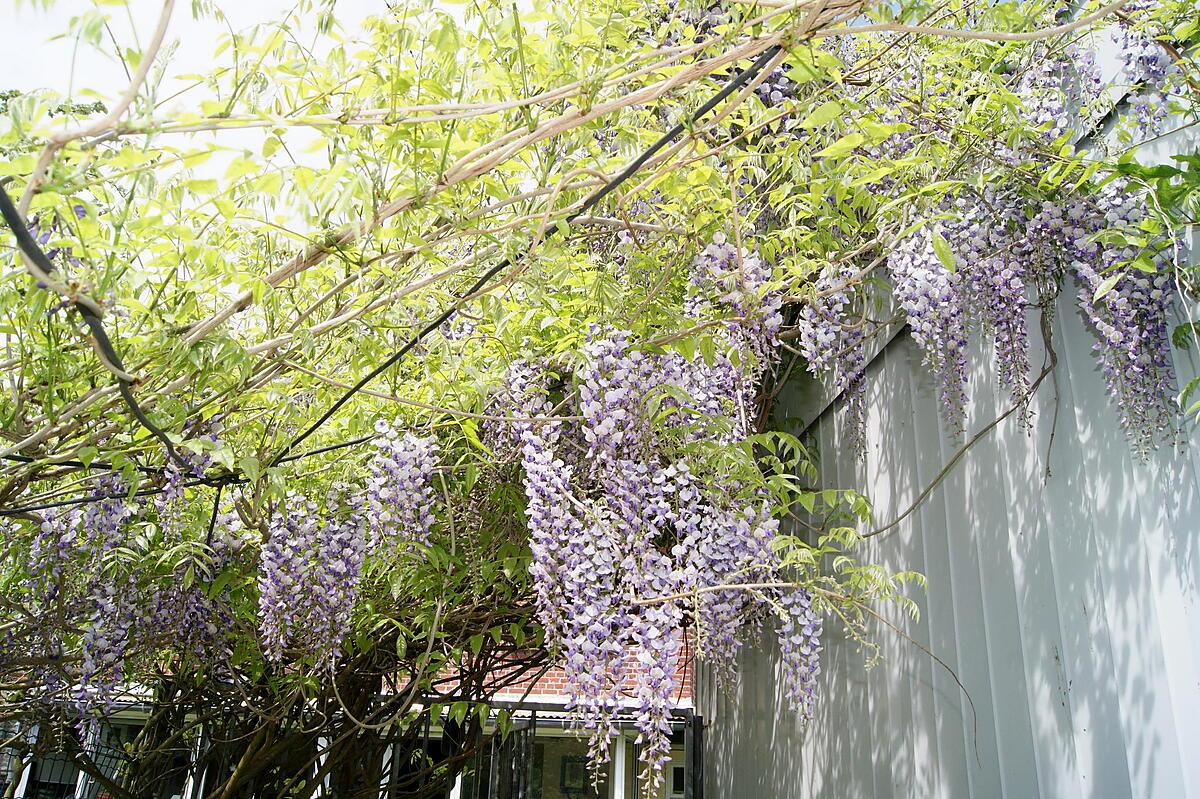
[865,312,1059,538]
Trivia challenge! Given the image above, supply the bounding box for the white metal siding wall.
[698,274,1200,798]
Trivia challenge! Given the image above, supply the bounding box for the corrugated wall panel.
[698,294,1200,798]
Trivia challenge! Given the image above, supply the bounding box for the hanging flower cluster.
[367,422,440,549]
[776,588,823,719]
[811,31,1183,450]
[1037,184,1178,452]
[1119,29,1177,136]
[14,419,427,712]
[142,581,226,664]
[25,477,137,718]
[793,263,868,455]
[887,229,971,434]
[750,11,1182,457]
[939,189,1038,423]
[1014,45,1104,147]
[254,425,439,665]
[257,491,372,665]
[309,510,368,664]
[686,234,784,366]
[882,178,1178,451]
[72,482,137,718]
[21,471,227,716]
[257,496,321,662]
[74,577,138,718]
[678,502,781,683]
[497,238,822,791]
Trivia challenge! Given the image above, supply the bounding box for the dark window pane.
[672,765,685,793]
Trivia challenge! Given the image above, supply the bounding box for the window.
[530,743,543,799]
[559,755,588,794]
[670,764,686,798]
[27,752,79,799]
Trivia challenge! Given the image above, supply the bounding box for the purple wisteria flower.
[888,229,970,434]
[777,588,823,719]
[794,263,868,454]
[495,235,821,788]
[1119,30,1176,136]
[258,494,320,661]
[256,489,371,666]
[367,422,439,550]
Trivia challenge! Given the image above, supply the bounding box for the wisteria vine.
[0,7,1193,795]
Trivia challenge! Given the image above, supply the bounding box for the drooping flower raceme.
[258,494,320,662]
[496,237,820,792]
[142,582,225,664]
[895,177,1178,449]
[368,422,439,549]
[8,474,138,718]
[687,234,783,367]
[75,577,137,719]
[1016,45,1104,146]
[256,491,370,666]
[938,190,1036,423]
[794,263,868,455]
[1058,186,1177,453]
[1119,29,1175,136]
[309,511,368,665]
[256,427,440,665]
[888,229,970,433]
[677,502,779,683]
[776,588,823,719]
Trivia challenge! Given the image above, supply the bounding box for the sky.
[0,0,382,103]
[0,0,401,193]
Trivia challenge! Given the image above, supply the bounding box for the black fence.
[1,711,704,799]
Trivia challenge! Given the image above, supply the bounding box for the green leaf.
[930,232,957,272]
[239,455,261,483]
[1093,272,1123,302]
[209,568,238,597]
[185,179,219,195]
[797,101,842,129]
[814,132,865,159]
[850,166,895,187]
[1180,375,1200,406]
[1172,322,1200,349]
[1130,255,1157,274]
